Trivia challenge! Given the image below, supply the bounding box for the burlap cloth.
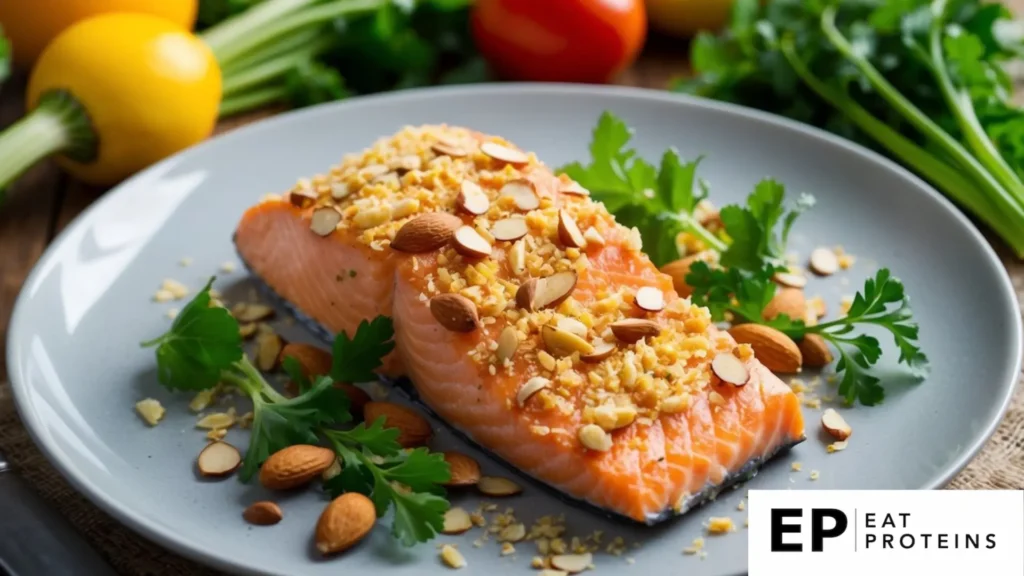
[2,76,1023,576]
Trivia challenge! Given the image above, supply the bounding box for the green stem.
[219,86,288,117]
[235,357,288,402]
[220,26,323,77]
[821,8,1024,231]
[0,90,95,195]
[200,0,317,65]
[202,0,384,70]
[220,370,262,397]
[670,212,729,252]
[222,37,333,98]
[928,0,1024,202]
[781,36,1024,257]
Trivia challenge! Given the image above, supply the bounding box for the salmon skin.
[235,125,806,524]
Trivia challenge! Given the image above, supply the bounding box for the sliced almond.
[634,286,665,312]
[255,332,284,372]
[439,544,467,569]
[195,411,236,430]
[457,181,490,215]
[711,353,750,386]
[499,523,526,542]
[560,182,590,196]
[232,302,275,323]
[495,326,519,362]
[432,141,467,158]
[578,424,612,452]
[508,239,527,275]
[828,440,849,453]
[517,376,550,407]
[482,141,528,164]
[809,248,839,276]
[540,571,569,576]
[197,441,241,478]
[774,271,808,288]
[551,553,592,574]
[591,404,637,431]
[442,507,474,535]
[391,154,422,173]
[609,319,661,343]
[516,271,577,311]
[821,408,852,440]
[322,458,342,481]
[556,317,588,338]
[452,226,492,259]
[289,188,317,208]
[330,182,351,200]
[491,218,529,242]
[581,340,617,363]
[541,325,594,356]
[500,179,540,211]
[557,210,586,248]
[430,293,479,332]
[243,501,283,526]
[310,206,342,236]
[443,452,481,486]
[583,227,605,246]
[238,322,257,339]
[391,212,463,253]
[477,476,522,497]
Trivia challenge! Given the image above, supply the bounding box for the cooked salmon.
[234,125,806,523]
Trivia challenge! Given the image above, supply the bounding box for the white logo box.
[748,490,1024,575]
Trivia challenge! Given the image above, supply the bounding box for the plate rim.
[7,82,1022,575]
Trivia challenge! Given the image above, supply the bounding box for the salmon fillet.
[235,125,806,523]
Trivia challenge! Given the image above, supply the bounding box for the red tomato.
[471,0,647,84]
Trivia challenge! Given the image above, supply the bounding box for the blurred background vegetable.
[0,0,198,68]
[0,27,9,84]
[470,0,647,83]
[645,0,733,37]
[677,0,1024,257]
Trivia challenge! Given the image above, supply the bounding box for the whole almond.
[279,343,332,377]
[430,293,479,332]
[243,501,283,526]
[610,319,661,343]
[259,445,336,490]
[391,212,463,253]
[315,492,376,556]
[660,252,713,297]
[442,451,481,486]
[763,287,806,321]
[727,324,802,373]
[797,334,833,367]
[363,401,432,447]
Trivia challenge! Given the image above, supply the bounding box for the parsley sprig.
[688,263,929,405]
[141,278,450,545]
[556,111,815,270]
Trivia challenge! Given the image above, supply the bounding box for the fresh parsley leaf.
[281,355,312,394]
[240,376,352,481]
[331,316,396,382]
[378,448,450,493]
[390,489,450,546]
[658,150,705,214]
[832,343,885,405]
[719,179,812,271]
[330,417,402,456]
[140,277,242,391]
[686,261,794,326]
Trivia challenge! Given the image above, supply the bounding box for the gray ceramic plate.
[7,84,1022,576]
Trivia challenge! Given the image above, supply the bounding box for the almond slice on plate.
[557,210,586,248]
[634,286,665,312]
[809,247,839,276]
[430,293,480,333]
[495,326,519,362]
[452,225,492,258]
[391,212,463,253]
[442,452,481,486]
[581,340,617,363]
[711,353,749,386]
[491,218,529,242]
[310,206,342,237]
[551,553,592,574]
[197,441,242,477]
[517,376,551,407]
[500,179,540,211]
[774,270,808,288]
[516,271,577,311]
[481,142,528,164]
[609,319,661,343]
[821,408,852,440]
[442,507,474,534]
[457,181,489,215]
[477,476,522,497]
